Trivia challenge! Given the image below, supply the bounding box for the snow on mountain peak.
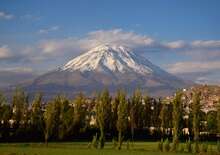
[61,44,156,75]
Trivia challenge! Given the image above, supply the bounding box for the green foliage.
[217,100,220,134]
[159,101,173,139]
[0,91,6,106]
[193,142,200,153]
[43,101,56,145]
[201,143,208,153]
[116,90,128,150]
[91,133,98,149]
[207,111,217,134]
[57,96,73,140]
[30,93,43,135]
[172,91,183,152]
[186,140,192,153]
[112,138,118,149]
[217,141,220,152]
[96,89,111,149]
[208,145,214,155]
[129,89,143,142]
[126,140,130,150]
[99,136,104,149]
[0,92,12,139]
[179,143,184,152]
[192,91,201,144]
[11,88,29,130]
[157,139,163,152]
[164,138,170,152]
[87,142,91,149]
[0,88,220,148]
[73,93,87,132]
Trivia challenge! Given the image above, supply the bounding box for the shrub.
[179,144,185,152]
[171,141,179,152]
[186,140,192,153]
[157,139,163,152]
[201,143,208,153]
[208,146,215,155]
[99,137,104,149]
[164,138,170,152]
[126,140,130,150]
[193,142,200,153]
[91,134,98,149]
[87,142,91,149]
[217,141,220,153]
[112,138,118,149]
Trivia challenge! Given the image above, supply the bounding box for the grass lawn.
[0,142,217,155]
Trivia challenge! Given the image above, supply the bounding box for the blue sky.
[0,0,220,84]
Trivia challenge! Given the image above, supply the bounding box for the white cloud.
[37,29,220,58]
[86,29,155,48]
[38,29,156,56]
[3,29,220,78]
[191,40,220,48]
[0,45,12,59]
[164,40,186,49]
[0,11,14,20]
[166,61,220,74]
[38,26,60,34]
[0,67,33,73]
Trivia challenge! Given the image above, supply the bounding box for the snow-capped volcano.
[61,44,154,75]
[27,44,188,98]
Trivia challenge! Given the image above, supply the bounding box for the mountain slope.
[27,44,187,98]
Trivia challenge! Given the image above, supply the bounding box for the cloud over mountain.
[1,29,220,85]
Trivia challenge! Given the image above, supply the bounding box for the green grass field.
[0,142,218,155]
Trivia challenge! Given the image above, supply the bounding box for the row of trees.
[0,88,220,149]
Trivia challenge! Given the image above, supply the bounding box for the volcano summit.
[28,44,187,97]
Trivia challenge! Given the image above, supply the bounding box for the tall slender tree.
[11,88,29,136]
[143,95,152,129]
[30,93,44,139]
[43,101,56,145]
[96,89,111,148]
[129,89,142,143]
[192,91,201,153]
[0,92,12,140]
[43,96,62,144]
[206,111,217,134]
[172,91,183,151]
[159,102,167,140]
[58,96,73,140]
[72,93,87,134]
[116,90,128,150]
[217,99,220,135]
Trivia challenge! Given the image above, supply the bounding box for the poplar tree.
[172,91,183,151]
[116,90,128,150]
[43,101,55,146]
[58,96,73,140]
[30,93,44,138]
[217,99,220,135]
[192,91,201,153]
[72,93,87,133]
[0,92,12,140]
[11,88,29,135]
[159,102,167,140]
[130,89,142,143]
[96,89,111,148]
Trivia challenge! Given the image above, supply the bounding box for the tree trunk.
[118,131,122,150]
[45,133,48,147]
[99,127,105,149]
